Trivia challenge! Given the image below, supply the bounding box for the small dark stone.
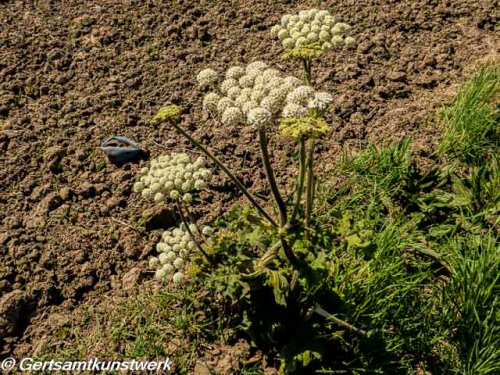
[0,280,12,294]
[48,159,62,173]
[75,150,86,162]
[49,50,63,61]
[9,218,22,229]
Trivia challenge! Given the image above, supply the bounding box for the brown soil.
[0,0,499,369]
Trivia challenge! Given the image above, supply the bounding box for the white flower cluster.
[149,225,197,284]
[199,62,333,125]
[149,224,214,284]
[133,153,213,203]
[196,68,219,88]
[270,9,355,51]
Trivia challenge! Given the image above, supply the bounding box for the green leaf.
[338,211,352,236]
[346,234,362,247]
[428,224,455,238]
[241,227,266,247]
[345,234,371,249]
[311,252,327,270]
[302,350,311,367]
[266,270,288,307]
[294,350,322,368]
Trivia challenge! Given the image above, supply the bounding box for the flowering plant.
[146,59,334,298]
[138,9,362,371]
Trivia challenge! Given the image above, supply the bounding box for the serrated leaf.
[241,227,266,247]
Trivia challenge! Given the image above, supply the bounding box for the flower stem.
[257,126,287,227]
[256,127,300,267]
[280,236,300,268]
[176,199,212,264]
[303,58,313,86]
[181,200,201,234]
[169,119,278,229]
[290,137,306,225]
[305,138,315,241]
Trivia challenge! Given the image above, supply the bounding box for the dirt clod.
[194,361,212,375]
[121,267,144,291]
[0,290,25,337]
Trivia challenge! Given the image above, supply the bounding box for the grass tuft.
[438,64,500,164]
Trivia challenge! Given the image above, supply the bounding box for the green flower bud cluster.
[270,9,355,52]
[150,105,182,125]
[279,117,330,139]
[198,62,332,127]
[133,153,213,203]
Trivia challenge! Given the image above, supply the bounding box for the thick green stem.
[305,138,315,240]
[169,119,278,228]
[280,236,300,268]
[256,127,300,267]
[257,126,287,227]
[290,137,306,225]
[176,200,213,264]
[303,58,312,86]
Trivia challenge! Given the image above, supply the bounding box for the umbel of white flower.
[198,62,334,126]
[196,68,218,88]
[270,9,355,51]
[133,152,213,203]
[149,224,194,284]
[149,223,214,284]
